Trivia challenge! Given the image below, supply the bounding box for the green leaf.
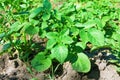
[41,21,48,29]
[75,3,81,11]
[46,39,57,49]
[117,67,120,73]
[79,29,89,44]
[29,19,39,26]
[51,44,68,63]
[112,32,120,42]
[72,53,91,73]
[2,43,11,51]
[42,13,50,21]
[60,28,69,36]
[43,0,52,12]
[31,52,51,72]
[61,3,75,15]
[84,20,96,29]
[29,7,43,18]
[70,27,79,36]
[20,22,30,33]
[87,28,105,46]
[39,30,47,38]
[55,12,61,20]
[75,23,84,28]
[51,23,59,29]
[102,16,110,22]
[10,21,22,32]
[30,78,38,80]
[25,26,39,35]
[95,18,103,29]
[46,32,58,39]
[60,35,73,44]
[76,42,86,50]
[102,16,110,27]
[13,33,21,37]
[70,14,75,22]
[108,60,118,63]
[0,32,5,38]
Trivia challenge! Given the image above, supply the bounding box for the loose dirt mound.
[0,54,32,80]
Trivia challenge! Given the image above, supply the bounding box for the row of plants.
[1,0,120,79]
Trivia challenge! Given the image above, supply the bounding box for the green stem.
[54,63,61,73]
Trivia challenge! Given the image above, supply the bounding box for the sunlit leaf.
[84,20,96,29]
[51,44,68,63]
[46,39,57,49]
[42,13,50,21]
[10,21,23,32]
[87,28,105,46]
[76,42,86,50]
[60,28,69,36]
[75,23,84,28]
[41,21,48,29]
[72,53,91,73]
[46,32,58,39]
[60,35,73,44]
[79,29,89,44]
[95,18,103,29]
[29,7,43,18]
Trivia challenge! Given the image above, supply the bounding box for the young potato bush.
[1,0,120,74]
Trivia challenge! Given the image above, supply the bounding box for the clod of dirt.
[99,65,120,80]
[0,54,34,79]
[55,62,81,80]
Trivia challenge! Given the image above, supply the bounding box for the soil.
[0,50,120,80]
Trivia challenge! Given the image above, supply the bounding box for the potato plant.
[1,0,120,74]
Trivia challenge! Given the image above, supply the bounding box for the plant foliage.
[1,0,120,74]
